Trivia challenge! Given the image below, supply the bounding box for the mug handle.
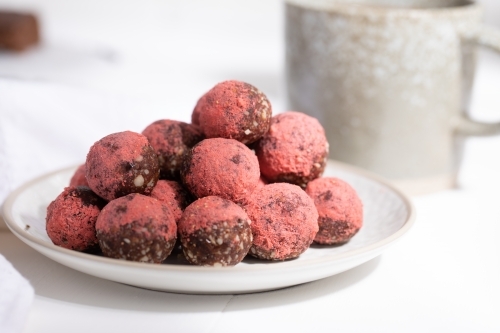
[457,26,500,136]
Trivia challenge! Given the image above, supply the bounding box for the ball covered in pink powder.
[150,180,193,224]
[245,183,319,260]
[69,164,89,187]
[198,80,272,144]
[306,177,363,245]
[86,131,160,201]
[142,120,203,180]
[181,138,260,203]
[46,186,106,252]
[256,112,328,188]
[178,196,252,266]
[96,193,177,263]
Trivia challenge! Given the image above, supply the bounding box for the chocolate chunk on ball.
[178,196,252,267]
[46,186,106,252]
[198,80,272,144]
[86,131,160,201]
[150,180,193,224]
[142,120,204,180]
[245,183,319,260]
[96,193,177,263]
[306,177,363,245]
[181,138,260,203]
[256,112,328,188]
[69,164,89,187]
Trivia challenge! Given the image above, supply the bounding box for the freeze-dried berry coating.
[256,112,328,188]
[306,177,363,245]
[150,180,193,224]
[69,164,89,187]
[142,120,204,180]
[191,94,207,126]
[240,176,269,206]
[181,138,260,203]
[96,194,177,263]
[198,80,272,144]
[46,186,106,252]
[245,183,318,260]
[178,196,252,266]
[86,131,160,201]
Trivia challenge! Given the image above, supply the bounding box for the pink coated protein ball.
[245,183,319,260]
[178,196,252,266]
[46,186,106,252]
[142,120,204,180]
[150,180,193,224]
[96,193,177,263]
[306,177,363,245]
[86,131,160,201]
[69,164,89,187]
[198,80,272,144]
[256,112,328,188]
[181,138,260,203]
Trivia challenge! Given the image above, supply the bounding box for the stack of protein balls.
[45,80,363,267]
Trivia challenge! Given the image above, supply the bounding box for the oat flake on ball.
[178,196,253,267]
[85,131,160,201]
[256,111,329,188]
[96,193,177,263]
[245,183,319,260]
[181,138,260,203]
[198,80,272,144]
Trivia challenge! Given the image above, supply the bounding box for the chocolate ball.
[142,120,204,180]
[96,193,177,263]
[256,112,328,188]
[178,196,252,266]
[198,80,272,144]
[86,131,160,201]
[181,138,260,203]
[46,186,106,252]
[306,177,363,245]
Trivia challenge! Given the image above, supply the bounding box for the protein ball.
[256,112,329,188]
[142,120,204,180]
[178,196,252,267]
[69,164,89,187]
[198,80,272,144]
[96,193,177,263]
[46,186,106,252]
[86,131,160,201]
[150,180,193,224]
[245,183,319,260]
[181,138,260,203]
[306,177,363,245]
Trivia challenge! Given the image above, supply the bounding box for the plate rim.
[1,160,416,273]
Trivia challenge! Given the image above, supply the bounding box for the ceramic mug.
[286,0,500,194]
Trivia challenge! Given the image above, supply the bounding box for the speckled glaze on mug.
[286,0,500,194]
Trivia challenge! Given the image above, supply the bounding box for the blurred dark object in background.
[0,11,39,51]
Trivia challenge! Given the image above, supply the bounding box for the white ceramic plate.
[2,161,415,294]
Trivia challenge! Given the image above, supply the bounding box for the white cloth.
[0,254,34,333]
[0,78,187,212]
